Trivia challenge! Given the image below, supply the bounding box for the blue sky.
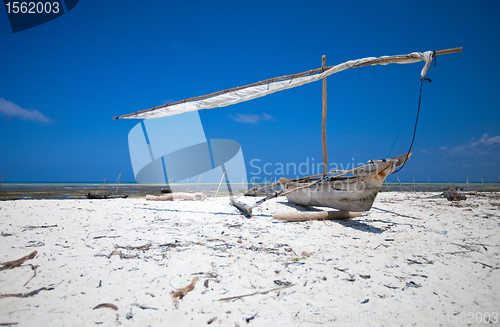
[0,0,499,183]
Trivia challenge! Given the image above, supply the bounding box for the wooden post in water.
[481,178,484,192]
[428,176,431,192]
[466,177,469,192]
[215,171,226,197]
[0,173,5,187]
[397,176,403,192]
[384,179,390,192]
[100,178,107,195]
[321,55,328,179]
[115,173,121,194]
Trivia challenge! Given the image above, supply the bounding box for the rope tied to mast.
[393,77,432,173]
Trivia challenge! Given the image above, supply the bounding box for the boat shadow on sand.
[276,201,385,234]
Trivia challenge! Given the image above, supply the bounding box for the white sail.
[117,51,434,120]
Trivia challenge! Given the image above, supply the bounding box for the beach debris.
[104,249,139,260]
[274,280,292,286]
[359,274,371,279]
[171,277,199,299]
[230,197,253,217]
[371,207,423,220]
[447,242,481,255]
[373,292,387,299]
[410,274,428,278]
[0,251,37,271]
[0,286,54,299]
[207,316,217,324]
[473,261,499,269]
[219,284,293,302]
[126,310,133,320]
[273,210,362,222]
[132,303,158,310]
[1,231,13,237]
[374,243,389,250]
[442,189,467,201]
[24,241,45,247]
[21,224,57,232]
[245,312,258,323]
[146,192,206,201]
[93,235,121,239]
[404,281,421,289]
[342,274,356,282]
[192,272,218,278]
[361,299,369,304]
[384,284,399,289]
[0,322,18,326]
[115,244,151,251]
[429,228,448,235]
[93,303,118,311]
[23,264,37,287]
[159,242,180,249]
[407,255,433,265]
[118,252,139,259]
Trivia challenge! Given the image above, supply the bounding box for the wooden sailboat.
[114,48,461,212]
[278,153,410,212]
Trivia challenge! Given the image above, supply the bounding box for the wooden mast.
[321,55,328,179]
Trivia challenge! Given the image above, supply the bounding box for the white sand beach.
[0,192,499,326]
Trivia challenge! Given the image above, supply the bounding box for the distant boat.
[86,174,128,199]
[86,192,128,199]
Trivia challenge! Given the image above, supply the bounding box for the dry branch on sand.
[93,303,118,311]
[0,251,37,272]
[171,277,199,299]
[218,284,293,302]
[0,287,54,299]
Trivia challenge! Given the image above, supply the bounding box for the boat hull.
[279,161,396,212]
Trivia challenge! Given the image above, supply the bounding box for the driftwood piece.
[132,303,158,310]
[0,251,37,272]
[273,211,362,221]
[146,192,206,201]
[105,249,139,259]
[219,284,293,302]
[115,244,151,251]
[230,197,253,217]
[22,225,57,232]
[0,286,54,299]
[93,303,118,310]
[171,277,199,299]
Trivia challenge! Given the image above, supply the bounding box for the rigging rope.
[393,77,432,173]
